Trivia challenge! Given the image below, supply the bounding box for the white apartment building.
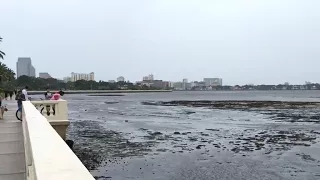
[168,82,175,88]
[143,74,154,81]
[71,72,95,82]
[203,78,223,86]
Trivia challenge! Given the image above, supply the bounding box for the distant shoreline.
[87,94,125,97]
[28,90,172,95]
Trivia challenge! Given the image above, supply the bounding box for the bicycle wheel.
[16,109,22,121]
[40,106,44,115]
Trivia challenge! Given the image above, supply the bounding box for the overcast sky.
[0,0,319,85]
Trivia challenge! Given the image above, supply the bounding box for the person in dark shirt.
[59,90,65,96]
[9,91,13,100]
[15,90,26,111]
[4,91,8,100]
[0,94,4,119]
[44,89,53,100]
[44,89,53,115]
[0,93,3,108]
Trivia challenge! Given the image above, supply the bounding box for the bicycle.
[16,98,45,121]
[16,107,22,121]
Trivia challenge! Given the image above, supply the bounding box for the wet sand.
[65,92,320,180]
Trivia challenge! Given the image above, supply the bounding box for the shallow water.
[64,91,320,180]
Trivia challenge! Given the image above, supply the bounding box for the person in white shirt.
[22,86,29,101]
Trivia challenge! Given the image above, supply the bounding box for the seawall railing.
[31,100,69,140]
[22,100,95,180]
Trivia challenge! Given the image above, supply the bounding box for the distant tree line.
[15,75,162,91]
[190,84,320,91]
[11,76,320,91]
[235,84,320,90]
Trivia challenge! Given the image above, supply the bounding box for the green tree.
[0,62,15,91]
[0,37,15,93]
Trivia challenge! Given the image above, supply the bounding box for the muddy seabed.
[68,100,320,180]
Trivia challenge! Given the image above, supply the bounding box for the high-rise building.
[173,82,184,90]
[182,78,189,90]
[169,82,175,88]
[89,72,94,81]
[63,77,72,82]
[39,72,52,79]
[203,78,223,86]
[148,80,168,89]
[16,57,36,77]
[191,81,199,87]
[71,72,95,82]
[30,66,35,77]
[148,74,154,81]
[117,76,125,82]
[143,74,154,81]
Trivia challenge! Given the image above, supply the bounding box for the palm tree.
[0,37,15,92]
[0,62,15,80]
[0,62,15,92]
[0,37,5,59]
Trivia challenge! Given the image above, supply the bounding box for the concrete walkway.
[0,100,25,180]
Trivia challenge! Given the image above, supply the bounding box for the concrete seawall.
[28,90,172,95]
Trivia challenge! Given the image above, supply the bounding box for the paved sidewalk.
[0,100,26,180]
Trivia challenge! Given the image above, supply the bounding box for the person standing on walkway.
[4,90,8,100]
[22,86,29,101]
[15,90,26,120]
[0,93,2,109]
[9,91,13,100]
[0,94,3,119]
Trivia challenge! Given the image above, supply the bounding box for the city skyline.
[13,64,319,86]
[11,59,319,86]
[10,58,317,86]
[2,0,320,85]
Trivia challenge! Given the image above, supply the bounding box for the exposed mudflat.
[64,91,320,180]
[88,94,125,97]
[143,100,320,109]
[68,120,157,170]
